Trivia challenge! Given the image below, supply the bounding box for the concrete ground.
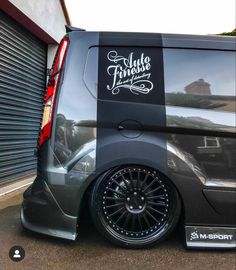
[0,190,235,270]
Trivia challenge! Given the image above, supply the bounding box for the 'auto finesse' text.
[106,50,153,95]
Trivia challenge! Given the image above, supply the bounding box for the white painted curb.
[0,176,35,197]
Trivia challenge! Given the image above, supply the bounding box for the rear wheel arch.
[78,162,185,216]
[85,164,183,247]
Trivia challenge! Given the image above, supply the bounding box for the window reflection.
[164,49,236,112]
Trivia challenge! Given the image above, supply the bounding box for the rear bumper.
[21,178,77,240]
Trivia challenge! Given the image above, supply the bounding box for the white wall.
[9,0,67,43]
[47,44,58,70]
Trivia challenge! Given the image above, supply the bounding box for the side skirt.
[185,226,236,249]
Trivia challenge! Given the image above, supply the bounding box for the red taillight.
[39,37,69,147]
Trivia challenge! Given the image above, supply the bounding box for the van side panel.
[163,47,236,183]
[22,32,236,243]
[163,41,236,227]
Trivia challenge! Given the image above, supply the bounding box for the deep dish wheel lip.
[94,166,179,245]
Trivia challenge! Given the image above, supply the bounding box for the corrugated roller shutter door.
[0,12,46,184]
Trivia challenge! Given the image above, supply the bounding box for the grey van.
[21,29,236,249]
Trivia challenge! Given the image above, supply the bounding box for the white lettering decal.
[190,231,234,241]
[200,234,207,239]
[106,50,154,95]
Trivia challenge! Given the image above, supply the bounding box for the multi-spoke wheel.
[90,166,181,248]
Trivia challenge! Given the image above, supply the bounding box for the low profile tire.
[90,166,181,248]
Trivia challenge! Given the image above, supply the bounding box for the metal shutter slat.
[0,27,46,62]
[0,66,44,88]
[0,40,45,66]
[0,87,43,104]
[0,152,33,162]
[0,11,47,184]
[0,78,45,98]
[0,114,41,123]
[0,105,42,116]
[0,95,43,109]
[0,45,46,73]
[0,143,37,150]
[0,57,45,82]
[0,18,46,52]
[0,148,33,157]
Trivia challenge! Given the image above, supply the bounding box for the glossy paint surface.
[164,48,235,182]
[21,32,236,246]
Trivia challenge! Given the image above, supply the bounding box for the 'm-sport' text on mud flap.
[185,226,236,248]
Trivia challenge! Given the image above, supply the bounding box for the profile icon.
[13,249,21,258]
[9,246,25,262]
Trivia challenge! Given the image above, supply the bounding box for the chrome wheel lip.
[100,167,171,241]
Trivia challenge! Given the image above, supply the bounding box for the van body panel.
[21,31,236,248]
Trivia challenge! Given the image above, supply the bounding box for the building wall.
[47,44,58,70]
[9,0,67,43]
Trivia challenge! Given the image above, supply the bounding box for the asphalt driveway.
[0,191,235,270]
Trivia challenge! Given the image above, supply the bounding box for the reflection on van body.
[54,114,96,165]
[168,134,236,180]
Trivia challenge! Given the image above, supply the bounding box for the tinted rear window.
[164,49,236,112]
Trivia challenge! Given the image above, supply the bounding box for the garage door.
[0,12,47,184]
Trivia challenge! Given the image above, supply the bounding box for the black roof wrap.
[67,31,235,50]
[97,31,235,50]
[99,32,162,47]
[162,33,236,50]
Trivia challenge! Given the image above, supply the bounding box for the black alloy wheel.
[90,166,181,248]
